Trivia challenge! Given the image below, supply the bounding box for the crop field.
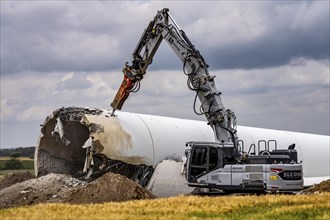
[0,160,34,169]
[0,157,33,161]
[0,156,34,176]
[1,193,329,220]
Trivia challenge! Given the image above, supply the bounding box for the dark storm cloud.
[0,1,148,74]
[205,23,329,70]
[1,1,329,75]
[194,1,330,70]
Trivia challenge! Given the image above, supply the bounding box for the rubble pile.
[0,172,155,209]
[0,173,87,208]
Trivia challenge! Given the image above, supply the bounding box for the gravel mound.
[0,173,86,209]
[0,172,155,209]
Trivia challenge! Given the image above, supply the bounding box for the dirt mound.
[0,172,155,209]
[65,172,155,204]
[0,171,35,191]
[299,179,330,194]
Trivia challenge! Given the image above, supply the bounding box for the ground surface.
[0,171,329,209]
[1,193,329,220]
[0,171,34,191]
[0,172,155,209]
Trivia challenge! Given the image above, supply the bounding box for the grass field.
[0,156,34,176]
[1,193,329,220]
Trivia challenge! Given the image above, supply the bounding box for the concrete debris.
[0,173,86,208]
[0,171,155,209]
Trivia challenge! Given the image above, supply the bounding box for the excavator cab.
[185,142,237,183]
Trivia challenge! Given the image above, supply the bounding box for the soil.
[66,172,156,204]
[299,179,330,194]
[0,171,35,191]
[0,172,155,209]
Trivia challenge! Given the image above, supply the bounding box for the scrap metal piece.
[51,117,70,146]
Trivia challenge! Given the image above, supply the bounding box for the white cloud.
[0,99,15,121]
[184,3,268,47]
[1,58,328,124]
[215,58,329,94]
[17,105,55,121]
[210,58,329,134]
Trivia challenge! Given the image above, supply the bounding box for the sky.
[1,1,329,148]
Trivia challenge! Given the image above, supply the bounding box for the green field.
[0,157,34,175]
[0,193,329,219]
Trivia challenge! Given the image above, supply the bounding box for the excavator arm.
[111,8,237,145]
[111,9,168,110]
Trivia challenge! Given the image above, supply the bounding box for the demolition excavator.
[111,8,303,193]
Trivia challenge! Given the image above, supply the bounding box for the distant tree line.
[3,153,24,169]
[0,146,35,159]
[0,147,35,170]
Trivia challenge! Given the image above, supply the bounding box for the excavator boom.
[111,8,237,144]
